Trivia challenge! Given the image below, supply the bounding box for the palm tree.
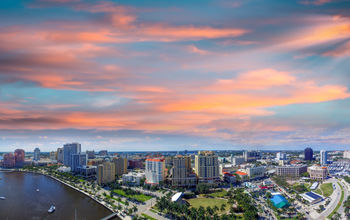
[220,203,226,212]
[332,212,341,220]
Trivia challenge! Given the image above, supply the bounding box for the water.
[0,171,114,220]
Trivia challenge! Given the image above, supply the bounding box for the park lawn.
[113,189,152,202]
[313,189,322,195]
[187,197,230,213]
[320,183,334,197]
[210,190,228,198]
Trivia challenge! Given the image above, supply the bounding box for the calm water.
[0,171,113,220]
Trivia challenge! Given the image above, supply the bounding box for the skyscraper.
[71,153,87,172]
[320,150,328,165]
[14,149,25,165]
[243,150,261,162]
[57,148,64,163]
[171,155,196,187]
[34,148,40,161]
[63,143,81,167]
[2,153,15,168]
[97,162,116,185]
[195,151,219,184]
[304,148,313,161]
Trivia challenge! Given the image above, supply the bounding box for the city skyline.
[1,0,350,151]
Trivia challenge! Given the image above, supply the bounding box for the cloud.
[186,45,209,55]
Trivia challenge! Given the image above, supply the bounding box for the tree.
[220,203,226,212]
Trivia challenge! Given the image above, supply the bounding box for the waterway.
[0,171,113,219]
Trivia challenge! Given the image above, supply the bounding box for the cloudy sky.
[0,0,350,152]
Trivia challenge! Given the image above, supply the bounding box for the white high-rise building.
[34,148,40,161]
[320,150,328,165]
[276,152,287,160]
[344,151,350,159]
[145,158,165,184]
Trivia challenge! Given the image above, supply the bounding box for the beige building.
[195,151,219,184]
[344,151,350,159]
[171,155,196,187]
[113,157,127,176]
[246,166,266,179]
[97,162,116,185]
[276,165,307,178]
[308,165,328,181]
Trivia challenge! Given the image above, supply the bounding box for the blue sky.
[0,0,350,151]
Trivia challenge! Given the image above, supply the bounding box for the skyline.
[1,0,350,151]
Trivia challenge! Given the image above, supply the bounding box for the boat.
[48,205,55,213]
[0,196,5,200]
[36,189,39,192]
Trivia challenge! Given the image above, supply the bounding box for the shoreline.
[19,170,127,220]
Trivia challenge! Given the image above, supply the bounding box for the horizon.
[1,0,350,151]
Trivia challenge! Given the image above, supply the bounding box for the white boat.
[0,196,5,200]
[48,205,55,213]
[36,189,39,192]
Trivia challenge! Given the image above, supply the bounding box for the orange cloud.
[186,45,209,55]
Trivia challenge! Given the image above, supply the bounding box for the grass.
[106,195,126,205]
[320,183,334,197]
[113,189,152,202]
[141,213,157,220]
[313,189,322,195]
[187,197,230,213]
[210,190,228,197]
[327,182,344,219]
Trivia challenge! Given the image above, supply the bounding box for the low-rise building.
[307,165,328,181]
[246,166,266,179]
[77,165,97,177]
[122,172,145,186]
[235,171,249,182]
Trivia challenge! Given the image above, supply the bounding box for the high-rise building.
[50,151,57,161]
[99,150,108,156]
[14,149,25,165]
[304,148,313,161]
[308,165,328,181]
[145,158,165,184]
[243,150,261,162]
[171,155,196,187]
[194,151,219,184]
[97,162,115,185]
[63,143,81,167]
[2,153,15,168]
[34,148,40,161]
[86,150,95,159]
[246,166,266,179]
[343,151,350,159]
[232,156,245,166]
[71,153,87,172]
[320,150,328,165]
[276,152,287,160]
[112,157,127,176]
[57,148,64,163]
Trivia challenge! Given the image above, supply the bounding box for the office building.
[145,158,165,184]
[246,166,266,179]
[128,159,143,169]
[308,165,328,181]
[34,148,40,161]
[276,152,287,160]
[86,150,95,159]
[2,153,15,168]
[171,155,196,187]
[14,149,25,165]
[232,156,245,166]
[243,150,261,162]
[304,148,313,161]
[194,151,219,184]
[99,150,108,156]
[113,157,127,176]
[57,148,64,163]
[63,143,81,167]
[71,153,87,173]
[97,162,115,185]
[320,150,328,165]
[50,151,56,161]
[77,165,97,178]
[276,165,307,178]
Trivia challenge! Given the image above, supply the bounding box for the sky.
[0,0,350,152]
